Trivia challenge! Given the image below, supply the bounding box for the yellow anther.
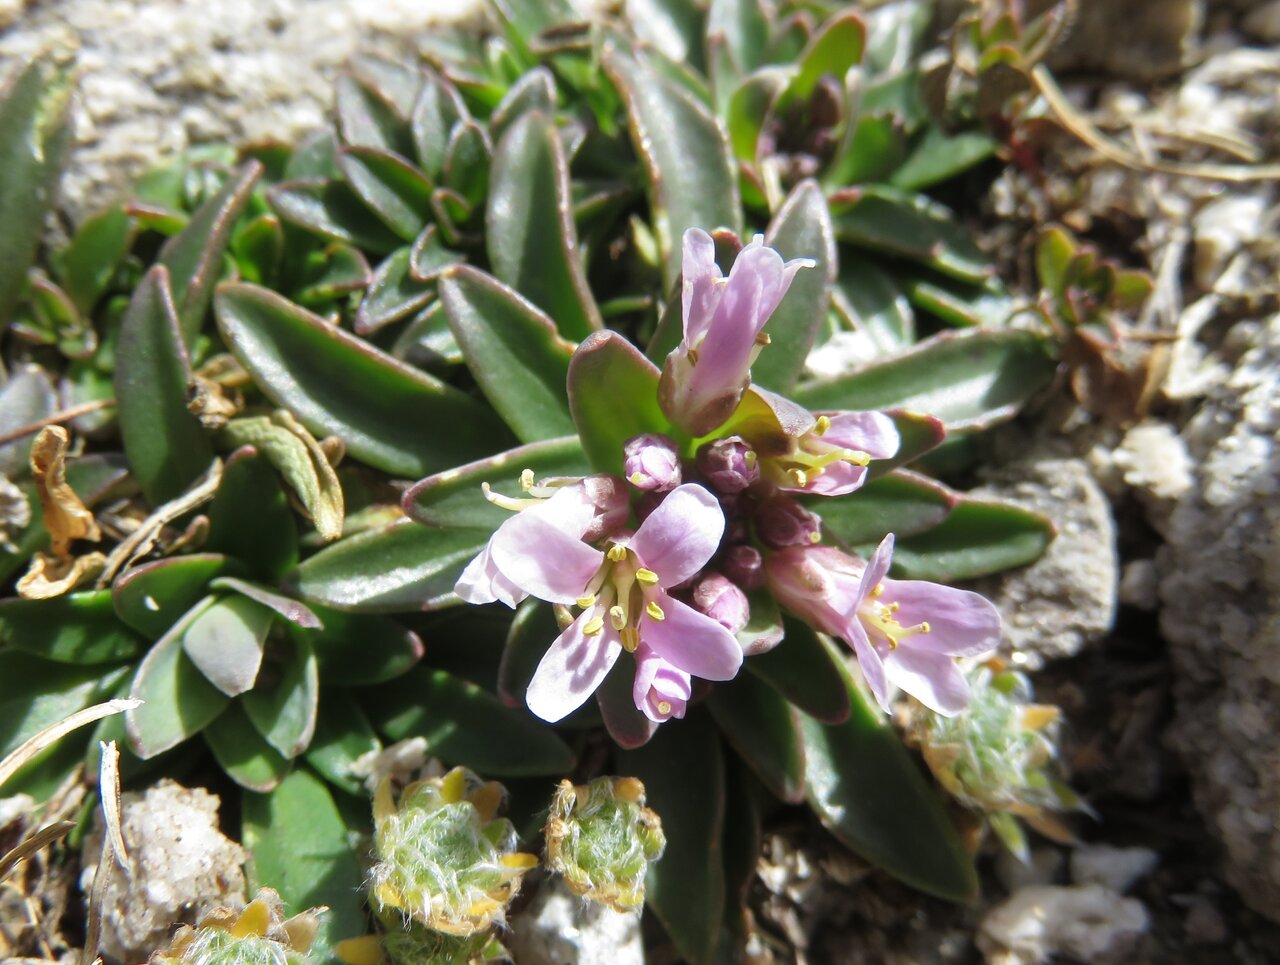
[744,449,758,468]
[628,472,645,486]
[577,593,597,609]
[754,331,772,346]
[808,530,821,543]
[619,627,640,652]
[814,415,831,435]
[843,448,872,467]
[687,346,699,366]
[657,700,672,715]
[870,583,885,598]
[788,468,808,487]
[886,635,899,650]
[520,468,536,491]
[610,605,628,630]
[919,621,931,633]
[635,568,659,585]
[607,544,629,562]
[646,601,665,621]
[583,616,605,636]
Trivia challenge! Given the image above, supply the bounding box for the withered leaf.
[29,425,100,556]
[17,549,108,599]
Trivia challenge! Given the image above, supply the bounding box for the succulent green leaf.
[1035,225,1075,295]
[297,606,423,686]
[725,68,788,162]
[752,180,836,393]
[618,710,726,965]
[625,0,705,71]
[284,131,341,180]
[208,577,322,629]
[242,768,367,962]
[267,179,402,255]
[808,469,956,547]
[289,520,489,613]
[0,591,142,664]
[127,597,232,757]
[114,266,215,506]
[366,666,575,776]
[159,161,263,346]
[181,593,274,697]
[241,633,319,758]
[716,761,764,958]
[51,205,134,314]
[595,655,655,747]
[800,636,977,901]
[412,68,469,181]
[830,257,915,354]
[112,554,241,639]
[338,146,432,243]
[0,57,73,333]
[442,120,492,210]
[490,66,557,142]
[440,266,576,443]
[902,273,1013,329]
[497,599,554,708]
[864,0,931,73]
[305,688,382,795]
[831,185,991,284]
[230,212,285,286]
[825,112,908,188]
[293,242,373,308]
[706,0,770,75]
[871,410,947,479]
[354,247,434,335]
[391,300,463,370]
[350,54,422,118]
[0,364,56,478]
[336,71,413,157]
[747,617,850,724]
[487,111,603,342]
[204,449,299,581]
[891,127,998,192]
[788,11,865,104]
[604,45,742,286]
[567,331,671,476]
[887,498,1056,581]
[792,329,1055,432]
[409,223,464,282]
[204,701,291,792]
[708,672,805,803]
[215,282,513,477]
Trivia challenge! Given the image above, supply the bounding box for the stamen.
[814,415,831,435]
[808,530,821,543]
[635,568,659,585]
[628,472,645,486]
[788,468,808,487]
[744,449,758,468]
[519,468,536,491]
[687,346,699,366]
[619,627,640,652]
[646,601,665,621]
[657,700,672,715]
[610,605,628,630]
[841,448,871,467]
[480,481,531,513]
[754,332,771,346]
[583,616,605,636]
[607,544,629,562]
[870,583,885,598]
[576,594,597,609]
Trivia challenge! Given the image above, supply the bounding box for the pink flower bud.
[722,543,765,590]
[696,436,759,494]
[691,572,750,634]
[623,434,682,492]
[580,474,630,542]
[756,495,822,549]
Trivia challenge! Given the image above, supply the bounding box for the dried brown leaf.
[16,550,107,599]
[29,426,99,556]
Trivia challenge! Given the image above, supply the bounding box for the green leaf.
[365,666,575,776]
[497,598,553,708]
[127,598,231,757]
[181,593,274,697]
[595,653,654,747]
[289,520,489,613]
[335,71,412,156]
[887,498,1056,581]
[242,768,367,962]
[737,587,784,656]
[872,410,947,479]
[752,180,835,393]
[618,711,725,965]
[205,449,300,580]
[706,0,770,75]
[747,617,849,724]
[112,554,241,639]
[1035,225,1075,295]
[826,112,909,188]
[604,45,741,286]
[353,247,434,335]
[114,266,214,505]
[0,58,73,334]
[442,120,492,211]
[788,12,865,104]
[891,127,998,192]
[209,577,322,629]
[0,591,142,664]
[902,273,1013,329]
[0,365,56,478]
[708,672,805,803]
[267,179,403,255]
[0,651,126,760]
[338,146,432,243]
[831,185,991,284]
[241,634,319,758]
[487,111,602,342]
[52,205,134,314]
[293,242,373,308]
[567,331,671,475]
[403,435,589,531]
[412,68,469,181]
[391,300,463,370]
[232,213,285,286]
[409,223,464,282]
[215,282,513,478]
[297,607,423,686]
[725,69,788,161]
[830,257,915,354]
[626,0,705,71]
[204,702,291,792]
[808,469,956,546]
[305,689,381,795]
[800,637,977,901]
[159,161,262,346]
[792,329,1055,432]
[440,266,576,443]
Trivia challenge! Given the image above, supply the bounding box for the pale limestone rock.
[1070,844,1159,894]
[978,884,1149,964]
[507,876,645,965]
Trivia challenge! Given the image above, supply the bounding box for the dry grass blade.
[82,741,127,965]
[0,820,76,884]
[0,698,142,792]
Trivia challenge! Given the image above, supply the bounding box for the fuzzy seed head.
[150,889,322,965]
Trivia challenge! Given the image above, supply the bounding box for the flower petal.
[844,619,889,713]
[643,596,743,681]
[821,411,900,460]
[854,534,895,612]
[882,579,1002,657]
[491,511,604,604]
[681,228,723,346]
[884,646,971,716]
[526,611,622,722]
[795,461,867,497]
[455,544,526,608]
[629,483,725,587]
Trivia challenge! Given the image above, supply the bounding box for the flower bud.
[151,888,322,965]
[722,543,765,590]
[368,768,537,936]
[632,489,664,523]
[696,436,759,494]
[623,434,682,492]
[580,473,630,542]
[692,571,750,634]
[544,777,666,912]
[756,495,822,549]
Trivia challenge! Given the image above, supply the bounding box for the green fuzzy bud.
[544,777,666,911]
[150,888,322,965]
[369,767,537,937]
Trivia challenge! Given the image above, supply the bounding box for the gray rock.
[1070,844,1159,894]
[1158,313,1280,923]
[507,876,644,965]
[977,884,1149,965]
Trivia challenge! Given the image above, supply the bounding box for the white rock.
[507,876,645,965]
[1119,559,1159,611]
[0,793,35,829]
[1070,844,1159,893]
[994,846,1064,893]
[978,884,1149,965]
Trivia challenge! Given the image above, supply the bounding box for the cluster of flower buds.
[149,888,323,965]
[457,227,1003,726]
[543,776,666,911]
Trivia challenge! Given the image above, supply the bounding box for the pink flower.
[766,535,1000,715]
[482,483,743,722]
[632,643,692,722]
[761,410,900,497]
[658,230,813,436]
